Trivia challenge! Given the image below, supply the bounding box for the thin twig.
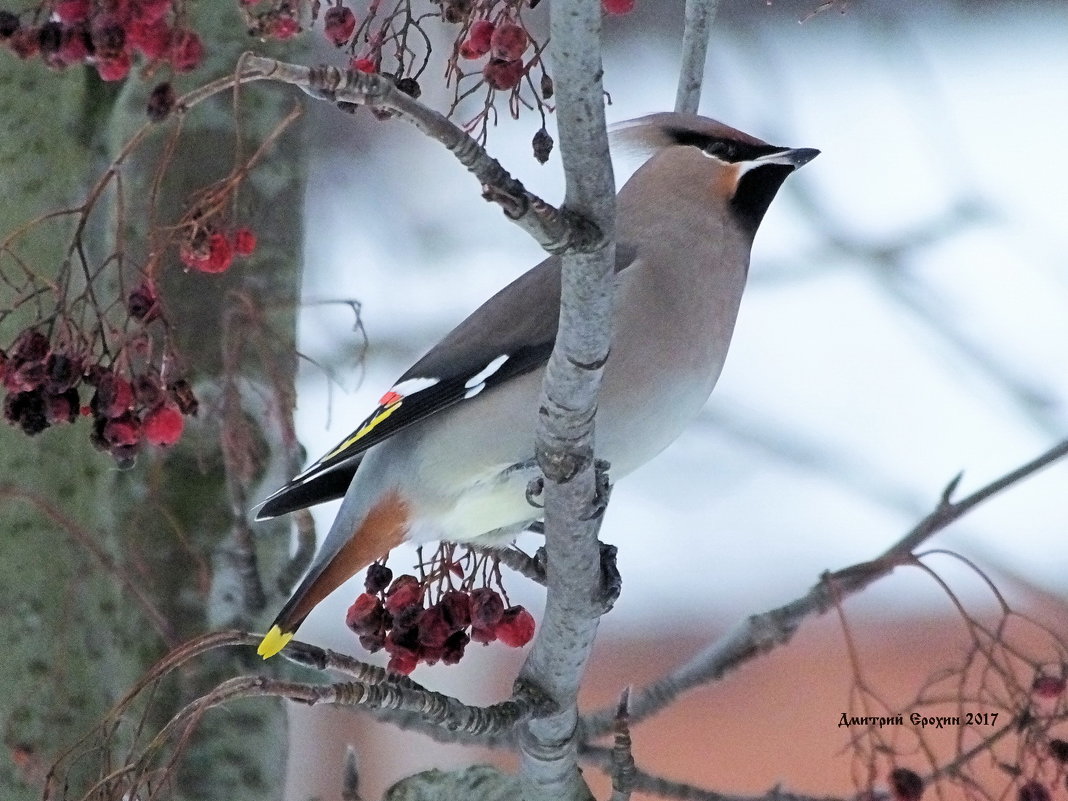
[675,0,722,114]
[582,439,1068,737]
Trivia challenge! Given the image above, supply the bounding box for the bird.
[255,112,818,659]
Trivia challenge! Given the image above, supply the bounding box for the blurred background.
[281,0,1068,798]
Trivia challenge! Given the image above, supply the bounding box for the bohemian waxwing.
[255,112,818,658]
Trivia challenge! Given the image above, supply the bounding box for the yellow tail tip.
[257,625,294,659]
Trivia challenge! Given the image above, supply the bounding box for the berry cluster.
[178,226,257,274]
[346,561,535,675]
[0,0,204,82]
[239,0,302,41]
[1,327,197,465]
[458,18,529,91]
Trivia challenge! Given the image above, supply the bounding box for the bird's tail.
[257,489,410,659]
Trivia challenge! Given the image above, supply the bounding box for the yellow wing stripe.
[321,400,403,462]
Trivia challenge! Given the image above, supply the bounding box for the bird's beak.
[756,147,821,170]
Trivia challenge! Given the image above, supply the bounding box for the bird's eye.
[703,140,737,161]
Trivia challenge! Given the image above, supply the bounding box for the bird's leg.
[580,458,612,521]
[525,475,545,508]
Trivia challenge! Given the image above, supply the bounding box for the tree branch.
[582,438,1068,736]
[237,55,598,257]
[675,0,722,114]
[516,1,618,800]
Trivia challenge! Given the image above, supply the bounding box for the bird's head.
[612,112,819,233]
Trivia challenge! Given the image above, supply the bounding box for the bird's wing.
[255,245,638,521]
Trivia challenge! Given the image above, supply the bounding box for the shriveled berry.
[0,9,19,38]
[1049,739,1068,762]
[133,375,164,407]
[602,0,635,13]
[233,227,257,256]
[890,768,924,801]
[44,353,83,394]
[167,379,198,415]
[441,0,471,24]
[4,391,49,435]
[58,25,91,63]
[496,605,535,647]
[395,77,420,99]
[91,15,125,57]
[1032,675,1065,699]
[8,361,45,393]
[105,414,141,447]
[142,403,183,446]
[11,330,49,363]
[392,602,423,633]
[482,58,525,91]
[97,52,132,82]
[8,26,39,59]
[387,650,418,675]
[55,0,90,24]
[1019,781,1050,801]
[38,21,64,54]
[470,624,496,644]
[490,22,527,61]
[359,631,385,652]
[385,574,422,616]
[323,4,356,46]
[346,592,386,633]
[469,587,504,628]
[417,604,451,648]
[439,590,471,631]
[441,629,469,665]
[45,389,79,425]
[540,72,553,99]
[169,28,203,72]
[364,562,393,594]
[350,56,375,72]
[532,127,553,164]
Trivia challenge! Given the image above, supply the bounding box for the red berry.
[470,624,496,644]
[1032,675,1065,699]
[490,22,527,61]
[10,330,50,364]
[142,403,183,446]
[441,629,469,665]
[384,574,422,616]
[438,590,471,630]
[350,56,375,72]
[131,0,171,24]
[482,58,525,91]
[96,52,132,82]
[55,0,91,24]
[496,605,535,647]
[92,373,135,419]
[8,27,40,59]
[323,5,356,46]
[346,592,386,633]
[128,18,171,59]
[232,227,257,256]
[187,232,234,274]
[417,604,452,648]
[468,19,494,50]
[602,0,635,13]
[146,81,175,122]
[90,15,125,58]
[169,28,202,72]
[268,14,300,40]
[58,24,91,64]
[45,390,79,425]
[387,650,418,675]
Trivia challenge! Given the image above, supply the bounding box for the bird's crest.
[610,112,770,160]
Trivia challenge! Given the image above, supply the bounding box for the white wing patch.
[463,354,508,399]
[389,377,439,397]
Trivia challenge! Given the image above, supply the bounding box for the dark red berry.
[0,10,17,39]
[470,624,496,644]
[142,403,183,446]
[496,605,535,647]
[602,0,635,13]
[1049,739,1068,762]
[133,375,164,407]
[97,52,131,82]
[104,414,141,447]
[482,58,525,91]
[10,330,49,363]
[92,372,135,419]
[462,19,493,57]
[4,391,49,435]
[323,5,356,46]
[417,604,452,648]
[394,77,420,99]
[1019,781,1050,801]
[392,602,423,633]
[890,768,924,801]
[470,587,504,628]
[38,21,63,54]
[439,590,471,631]
[91,15,125,57]
[359,631,385,652]
[1032,676,1065,699]
[532,127,553,164]
[364,562,393,594]
[441,629,470,665]
[167,379,198,416]
[128,18,171,59]
[44,353,83,394]
[45,389,79,425]
[8,26,39,58]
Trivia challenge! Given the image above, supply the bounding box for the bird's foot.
[581,458,612,521]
